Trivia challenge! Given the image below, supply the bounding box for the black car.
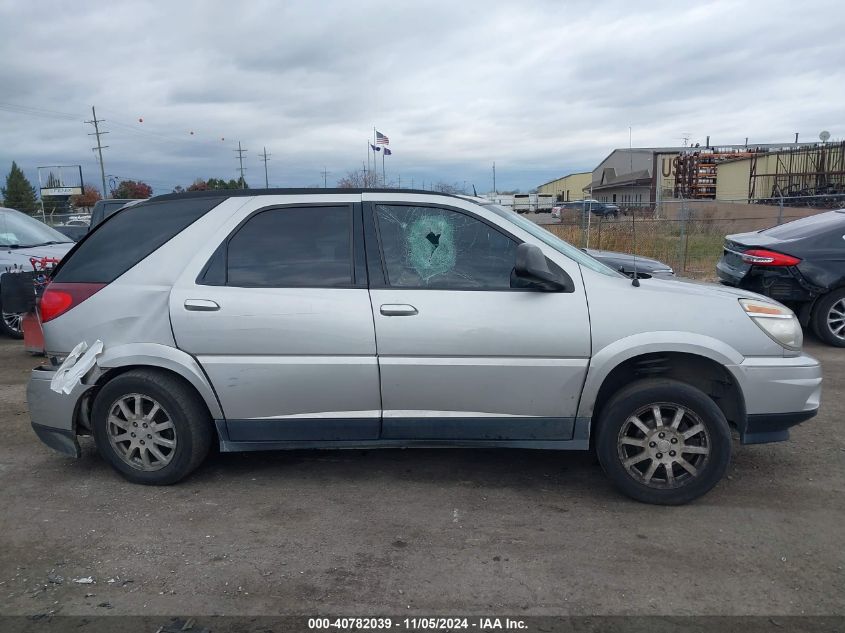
[584,248,674,278]
[53,224,88,242]
[89,199,142,229]
[717,210,845,346]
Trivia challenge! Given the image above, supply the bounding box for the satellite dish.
[820,130,831,142]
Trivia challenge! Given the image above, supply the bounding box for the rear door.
[169,195,381,442]
[364,194,591,441]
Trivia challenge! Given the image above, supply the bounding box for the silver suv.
[27,190,822,504]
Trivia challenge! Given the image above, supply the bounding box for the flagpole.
[382,151,385,185]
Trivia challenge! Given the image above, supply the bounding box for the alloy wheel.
[827,299,845,341]
[107,393,177,471]
[2,311,23,336]
[616,402,711,489]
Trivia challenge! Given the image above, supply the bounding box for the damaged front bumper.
[27,364,95,458]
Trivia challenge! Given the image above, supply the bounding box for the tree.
[41,196,66,216]
[186,177,248,191]
[1,161,38,213]
[432,181,465,194]
[70,185,102,209]
[112,180,153,199]
[337,169,380,189]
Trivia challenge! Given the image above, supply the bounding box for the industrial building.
[715,142,845,203]
[540,141,836,207]
[536,172,591,201]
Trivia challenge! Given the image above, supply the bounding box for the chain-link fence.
[544,195,845,280]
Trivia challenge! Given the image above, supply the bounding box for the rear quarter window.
[53,196,226,283]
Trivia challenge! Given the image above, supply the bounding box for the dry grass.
[544,217,742,280]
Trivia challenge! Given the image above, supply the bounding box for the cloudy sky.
[1,0,843,195]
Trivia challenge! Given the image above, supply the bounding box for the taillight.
[40,283,106,323]
[740,249,801,267]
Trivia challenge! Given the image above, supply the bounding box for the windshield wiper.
[16,241,71,247]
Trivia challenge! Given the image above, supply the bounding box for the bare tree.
[337,169,381,189]
[432,181,465,194]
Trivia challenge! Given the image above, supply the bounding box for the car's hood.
[1,242,74,268]
[639,273,780,304]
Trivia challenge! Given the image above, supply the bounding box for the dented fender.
[96,342,225,420]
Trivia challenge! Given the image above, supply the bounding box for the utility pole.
[259,146,271,188]
[85,106,109,198]
[234,141,248,188]
[492,162,496,194]
[321,167,330,188]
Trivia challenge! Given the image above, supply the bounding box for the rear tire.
[811,288,845,347]
[596,378,731,505]
[91,369,213,485]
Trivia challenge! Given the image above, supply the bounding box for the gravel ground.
[0,336,843,617]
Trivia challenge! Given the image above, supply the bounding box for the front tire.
[91,369,213,485]
[596,378,731,505]
[811,288,845,347]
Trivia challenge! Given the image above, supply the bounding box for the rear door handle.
[184,299,220,312]
[380,304,418,316]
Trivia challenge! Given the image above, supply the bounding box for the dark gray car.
[584,248,674,278]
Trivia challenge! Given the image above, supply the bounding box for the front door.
[365,198,591,441]
[170,201,381,441]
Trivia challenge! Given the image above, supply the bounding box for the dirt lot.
[0,336,843,618]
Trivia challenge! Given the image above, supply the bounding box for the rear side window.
[53,197,225,283]
[223,206,352,287]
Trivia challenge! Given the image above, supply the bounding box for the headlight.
[739,299,802,350]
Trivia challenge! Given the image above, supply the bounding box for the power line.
[0,102,79,121]
[234,141,248,188]
[259,147,271,188]
[85,106,109,199]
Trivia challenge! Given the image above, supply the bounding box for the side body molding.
[576,331,746,421]
[96,343,225,420]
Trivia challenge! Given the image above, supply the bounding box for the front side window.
[225,206,352,287]
[375,204,517,289]
[485,203,622,277]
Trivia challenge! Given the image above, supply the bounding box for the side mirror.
[511,243,574,292]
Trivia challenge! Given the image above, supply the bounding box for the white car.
[0,207,74,337]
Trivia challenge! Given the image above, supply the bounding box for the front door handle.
[184,299,220,312]
[380,304,418,316]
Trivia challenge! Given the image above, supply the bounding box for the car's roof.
[145,188,464,204]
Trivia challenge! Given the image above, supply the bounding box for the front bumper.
[27,365,93,457]
[729,353,822,444]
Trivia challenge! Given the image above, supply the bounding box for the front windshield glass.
[0,209,73,247]
[484,204,622,277]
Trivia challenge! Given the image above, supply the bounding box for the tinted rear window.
[53,197,225,283]
[760,211,845,240]
[224,206,353,287]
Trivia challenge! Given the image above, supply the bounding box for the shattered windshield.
[375,204,518,289]
[484,203,622,277]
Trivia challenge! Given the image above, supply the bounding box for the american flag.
[376,131,389,145]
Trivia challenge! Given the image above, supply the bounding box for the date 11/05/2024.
[308,617,528,630]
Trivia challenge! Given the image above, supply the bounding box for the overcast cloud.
[1,0,843,194]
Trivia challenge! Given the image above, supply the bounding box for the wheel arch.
[92,343,224,421]
[579,335,747,438]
